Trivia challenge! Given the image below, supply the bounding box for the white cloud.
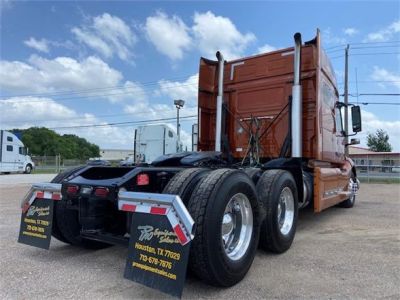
[192,11,256,60]
[322,28,346,45]
[370,66,400,89]
[123,98,197,120]
[108,80,148,104]
[0,55,122,93]
[0,0,13,12]
[123,74,199,150]
[0,55,149,104]
[121,73,199,126]
[72,13,137,61]
[24,37,50,53]
[257,44,276,54]
[157,74,198,105]
[145,12,192,60]
[364,20,400,42]
[343,28,359,36]
[0,97,130,148]
[335,69,344,83]
[123,103,197,151]
[358,110,400,152]
[143,11,257,61]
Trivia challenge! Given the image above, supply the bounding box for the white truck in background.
[0,130,35,174]
[120,124,182,165]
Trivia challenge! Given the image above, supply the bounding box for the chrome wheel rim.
[348,178,356,203]
[221,193,253,261]
[277,187,295,236]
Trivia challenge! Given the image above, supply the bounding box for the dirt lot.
[0,174,399,299]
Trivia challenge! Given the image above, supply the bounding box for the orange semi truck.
[20,31,361,290]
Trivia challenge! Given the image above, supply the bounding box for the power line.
[337,80,400,86]
[53,118,198,130]
[342,93,400,97]
[330,55,344,60]
[1,112,147,125]
[1,74,195,99]
[44,115,198,130]
[0,82,198,104]
[351,52,400,56]
[325,40,400,50]
[329,51,400,60]
[350,102,400,105]
[350,40,400,46]
[351,45,400,50]
[326,41,400,58]
[359,93,400,96]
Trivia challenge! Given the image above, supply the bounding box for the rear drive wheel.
[51,166,110,249]
[244,167,262,185]
[188,169,260,287]
[257,170,298,253]
[162,168,210,204]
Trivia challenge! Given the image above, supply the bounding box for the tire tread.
[257,169,298,253]
[188,168,237,285]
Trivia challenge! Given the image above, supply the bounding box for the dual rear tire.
[164,168,261,287]
[165,168,299,286]
[256,170,298,253]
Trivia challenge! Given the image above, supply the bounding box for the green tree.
[11,127,100,159]
[366,129,392,152]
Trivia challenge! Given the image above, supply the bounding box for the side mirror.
[351,106,362,133]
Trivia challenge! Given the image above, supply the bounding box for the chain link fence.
[353,155,400,183]
[32,155,123,173]
[32,155,86,173]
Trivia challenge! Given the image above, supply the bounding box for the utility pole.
[344,44,349,156]
[174,99,185,152]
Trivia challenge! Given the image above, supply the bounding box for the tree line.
[11,127,100,159]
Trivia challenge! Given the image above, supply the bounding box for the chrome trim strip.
[21,183,62,208]
[118,191,195,241]
[230,61,244,80]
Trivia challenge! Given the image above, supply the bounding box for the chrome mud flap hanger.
[118,191,195,246]
[20,183,62,213]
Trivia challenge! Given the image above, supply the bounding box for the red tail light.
[137,173,150,186]
[67,185,79,195]
[94,187,109,198]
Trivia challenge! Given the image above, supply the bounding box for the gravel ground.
[0,179,399,299]
[0,174,56,186]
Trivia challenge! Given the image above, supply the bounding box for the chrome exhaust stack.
[215,51,224,152]
[292,33,302,157]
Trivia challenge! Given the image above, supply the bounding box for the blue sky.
[1,0,399,151]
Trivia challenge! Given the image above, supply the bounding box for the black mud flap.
[18,183,62,250]
[119,192,194,298]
